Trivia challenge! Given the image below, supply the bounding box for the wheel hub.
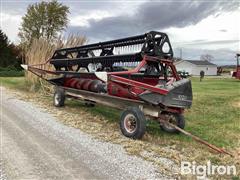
[54,94,60,105]
[164,114,177,129]
[124,114,137,133]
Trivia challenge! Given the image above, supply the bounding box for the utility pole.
[236,53,240,67]
[179,48,182,60]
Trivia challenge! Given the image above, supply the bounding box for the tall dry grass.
[24,35,87,91]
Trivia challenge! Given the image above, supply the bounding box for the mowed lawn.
[186,77,239,148]
[1,76,239,148]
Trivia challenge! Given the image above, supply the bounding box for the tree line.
[0,30,22,69]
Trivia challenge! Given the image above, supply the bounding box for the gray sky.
[0,0,239,65]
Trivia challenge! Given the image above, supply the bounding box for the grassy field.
[1,76,239,148]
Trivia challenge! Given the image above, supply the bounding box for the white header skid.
[95,72,108,82]
[21,64,28,70]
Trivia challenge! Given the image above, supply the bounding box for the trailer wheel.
[120,107,146,139]
[160,112,185,133]
[53,88,65,107]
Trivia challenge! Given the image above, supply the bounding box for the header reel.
[50,31,173,72]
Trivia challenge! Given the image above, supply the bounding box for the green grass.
[186,78,240,147]
[1,76,240,148]
[0,77,27,90]
[0,67,24,77]
[0,70,24,77]
[0,77,42,91]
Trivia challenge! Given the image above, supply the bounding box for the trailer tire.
[53,88,65,107]
[160,112,185,133]
[120,107,146,139]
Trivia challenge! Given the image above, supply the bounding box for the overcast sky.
[0,0,239,65]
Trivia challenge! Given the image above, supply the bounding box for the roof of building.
[175,60,217,66]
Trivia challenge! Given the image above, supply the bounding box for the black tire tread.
[53,87,65,107]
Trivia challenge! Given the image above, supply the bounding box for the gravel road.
[0,87,167,179]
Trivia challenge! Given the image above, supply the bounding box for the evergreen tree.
[0,29,21,69]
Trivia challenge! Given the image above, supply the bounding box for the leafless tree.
[200,54,214,62]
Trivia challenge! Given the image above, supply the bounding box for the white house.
[174,60,217,76]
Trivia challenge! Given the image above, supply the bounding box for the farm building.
[174,60,217,75]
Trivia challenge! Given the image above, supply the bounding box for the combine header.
[22,31,193,139]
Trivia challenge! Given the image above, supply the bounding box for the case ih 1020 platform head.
[22,31,193,139]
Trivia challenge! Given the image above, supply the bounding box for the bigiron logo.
[181,161,236,178]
